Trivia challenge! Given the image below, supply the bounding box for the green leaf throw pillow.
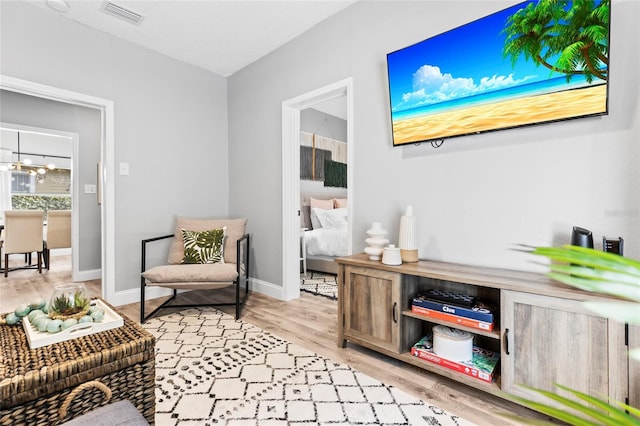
[180,227,225,264]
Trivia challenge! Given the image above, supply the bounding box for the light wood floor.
[0,255,102,312]
[0,259,556,425]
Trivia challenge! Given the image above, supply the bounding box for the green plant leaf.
[529,248,640,280]
[553,384,639,425]
[608,397,640,419]
[506,393,601,425]
[549,263,640,287]
[510,244,640,425]
[582,301,640,324]
[521,245,640,301]
[523,387,620,425]
[506,384,640,426]
[531,245,640,273]
[546,271,640,302]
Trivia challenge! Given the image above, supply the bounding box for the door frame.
[281,77,354,300]
[1,75,115,303]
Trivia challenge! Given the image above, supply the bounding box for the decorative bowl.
[48,283,90,321]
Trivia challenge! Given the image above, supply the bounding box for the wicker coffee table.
[0,300,156,425]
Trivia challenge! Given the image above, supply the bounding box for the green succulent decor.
[507,245,640,425]
[49,290,90,320]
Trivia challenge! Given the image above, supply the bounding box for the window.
[11,171,35,194]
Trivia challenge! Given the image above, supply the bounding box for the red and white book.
[411,305,494,331]
[410,335,499,383]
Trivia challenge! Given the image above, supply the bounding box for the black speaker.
[571,226,594,248]
[603,236,624,256]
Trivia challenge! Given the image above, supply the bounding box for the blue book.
[412,292,496,324]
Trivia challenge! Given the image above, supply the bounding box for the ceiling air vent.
[102,1,145,25]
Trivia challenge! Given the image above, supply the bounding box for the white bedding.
[304,228,348,257]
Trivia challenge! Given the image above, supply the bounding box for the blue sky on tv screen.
[387,0,605,118]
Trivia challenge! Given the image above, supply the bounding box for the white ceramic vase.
[398,205,418,262]
[364,222,389,261]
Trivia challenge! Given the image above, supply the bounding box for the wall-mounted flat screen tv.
[386,0,610,147]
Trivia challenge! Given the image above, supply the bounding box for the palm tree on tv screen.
[502,0,609,83]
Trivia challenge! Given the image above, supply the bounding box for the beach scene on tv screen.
[387,0,609,145]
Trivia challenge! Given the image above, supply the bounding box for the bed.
[301,198,348,275]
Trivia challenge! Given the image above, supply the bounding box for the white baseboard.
[51,248,72,256]
[108,285,174,308]
[108,278,285,307]
[249,277,285,300]
[74,268,101,281]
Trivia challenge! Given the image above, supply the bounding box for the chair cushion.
[143,262,238,284]
[168,217,247,265]
[3,210,45,254]
[180,227,225,264]
[46,210,72,249]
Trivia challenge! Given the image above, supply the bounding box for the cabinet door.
[501,290,628,406]
[342,266,402,353]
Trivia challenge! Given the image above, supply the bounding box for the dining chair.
[2,210,45,277]
[44,210,72,269]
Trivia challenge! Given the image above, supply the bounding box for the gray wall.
[300,108,348,203]
[301,108,347,142]
[1,1,229,296]
[228,7,354,285]
[2,1,637,299]
[0,91,102,271]
[229,0,640,290]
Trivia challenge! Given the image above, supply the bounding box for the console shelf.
[336,253,638,412]
[402,310,501,340]
[397,351,502,394]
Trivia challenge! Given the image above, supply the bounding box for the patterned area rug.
[142,307,475,425]
[300,271,338,300]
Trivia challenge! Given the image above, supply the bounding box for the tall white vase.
[398,205,418,262]
[364,222,388,261]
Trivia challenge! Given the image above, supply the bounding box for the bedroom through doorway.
[281,77,353,302]
[298,94,348,300]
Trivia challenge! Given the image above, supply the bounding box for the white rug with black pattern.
[300,272,338,300]
[142,307,475,425]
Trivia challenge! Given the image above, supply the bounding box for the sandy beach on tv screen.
[393,84,607,145]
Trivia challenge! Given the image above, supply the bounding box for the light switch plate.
[119,162,130,175]
[84,184,96,194]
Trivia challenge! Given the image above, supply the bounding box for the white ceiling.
[24,0,357,78]
[0,128,73,169]
[3,1,353,161]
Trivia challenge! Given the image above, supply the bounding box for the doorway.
[281,78,354,301]
[0,75,115,304]
[0,124,80,279]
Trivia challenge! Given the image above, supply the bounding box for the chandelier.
[0,132,57,183]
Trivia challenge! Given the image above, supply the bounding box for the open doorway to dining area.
[0,125,100,312]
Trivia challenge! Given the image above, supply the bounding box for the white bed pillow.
[314,207,348,229]
[309,197,334,229]
[310,208,323,229]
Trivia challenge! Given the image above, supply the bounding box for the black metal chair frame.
[140,233,250,323]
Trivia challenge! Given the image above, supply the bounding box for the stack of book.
[411,335,499,383]
[411,289,496,331]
